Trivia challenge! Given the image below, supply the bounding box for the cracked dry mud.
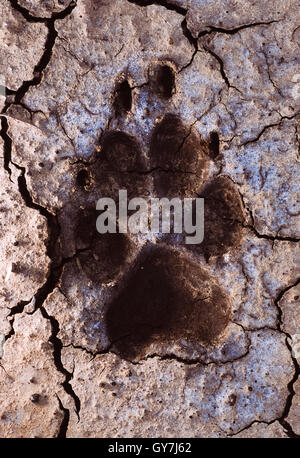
[0,0,299,439]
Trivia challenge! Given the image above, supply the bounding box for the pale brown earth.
[0,0,299,438]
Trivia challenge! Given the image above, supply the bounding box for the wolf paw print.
[69,63,245,361]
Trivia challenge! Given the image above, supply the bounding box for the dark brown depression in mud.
[71,107,245,359]
[105,245,231,360]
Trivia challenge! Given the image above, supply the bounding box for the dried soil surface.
[0,0,299,438]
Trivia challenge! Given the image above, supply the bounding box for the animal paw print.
[72,64,245,361]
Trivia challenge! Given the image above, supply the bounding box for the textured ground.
[0,0,299,438]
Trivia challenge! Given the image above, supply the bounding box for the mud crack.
[197,20,280,38]
[127,0,186,16]
[203,47,241,92]
[233,180,300,243]
[56,395,70,438]
[274,278,300,438]
[242,112,300,146]
[2,1,77,114]
[36,306,81,424]
[0,117,81,438]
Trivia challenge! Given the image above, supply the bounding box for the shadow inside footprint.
[93,130,148,199]
[100,130,143,172]
[195,176,245,259]
[105,245,231,360]
[75,207,132,284]
[150,114,208,197]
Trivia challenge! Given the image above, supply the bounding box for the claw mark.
[151,63,176,99]
[208,131,220,159]
[114,79,132,115]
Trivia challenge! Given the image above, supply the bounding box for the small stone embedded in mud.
[30,394,41,404]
